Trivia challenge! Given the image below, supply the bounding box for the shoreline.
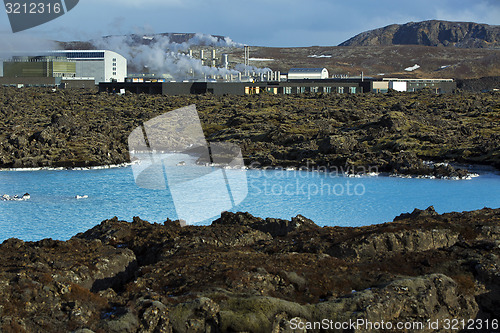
[4,203,500,244]
[1,159,493,180]
[0,161,134,172]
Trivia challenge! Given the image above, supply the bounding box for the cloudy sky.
[1,0,499,47]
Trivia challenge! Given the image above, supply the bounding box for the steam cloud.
[92,33,245,80]
[0,33,58,59]
[0,33,59,76]
[0,32,271,80]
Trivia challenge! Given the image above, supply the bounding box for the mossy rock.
[219,296,311,333]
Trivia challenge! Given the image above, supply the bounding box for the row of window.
[411,83,438,87]
[250,86,358,95]
[60,52,105,59]
[282,86,357,94]
[53,73,76,78]
[112,59,117,76]
[3,84,57,87]
[408,88,442,93]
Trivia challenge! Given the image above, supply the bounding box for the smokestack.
[211,49,216,67]
[199,50,205,66]
[222,53,229,69]
[244,46,249,77]
[188,50,193,57]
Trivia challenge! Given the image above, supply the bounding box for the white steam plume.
[188,33,243,48]
[92,33,245,80]
[0,33,58,60]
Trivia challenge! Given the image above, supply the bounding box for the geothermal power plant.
[0,40,456,95]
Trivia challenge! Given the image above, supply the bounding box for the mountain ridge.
[339,20,500,49]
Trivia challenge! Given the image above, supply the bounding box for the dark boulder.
[212,211,319,237]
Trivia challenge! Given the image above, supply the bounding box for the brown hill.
[339,20,500,49]
[231,44,500,79]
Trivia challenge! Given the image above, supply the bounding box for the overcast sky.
[1,0,499,47]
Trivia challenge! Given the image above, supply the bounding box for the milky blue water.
[1,166,500,242]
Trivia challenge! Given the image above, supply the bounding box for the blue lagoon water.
[1,166,500,242]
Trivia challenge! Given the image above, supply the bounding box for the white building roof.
[289,68,327,74]
[51,50,125,60]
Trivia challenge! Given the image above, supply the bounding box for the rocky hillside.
[339,20,500,49]
[0,207,499,332]
[457,76,500,92]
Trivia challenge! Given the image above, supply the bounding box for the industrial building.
[0,49,455,95]
[382,78,455,93]
[99,65,455,95]
[3,56,76,78]
[99,78,371,96]
[51,50,127,84]
[1,55,93,88]
[0,50,127,87]
[370,78,456,94]
[0,76,95,89]
[100,74,456,96]
[288,68,329,80]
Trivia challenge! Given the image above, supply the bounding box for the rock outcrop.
[339,20,500,49]
[213,211,319,237]
[1,208,500,331]
[2,88,499,177]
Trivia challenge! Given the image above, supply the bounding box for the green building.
[3,56,76,78]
